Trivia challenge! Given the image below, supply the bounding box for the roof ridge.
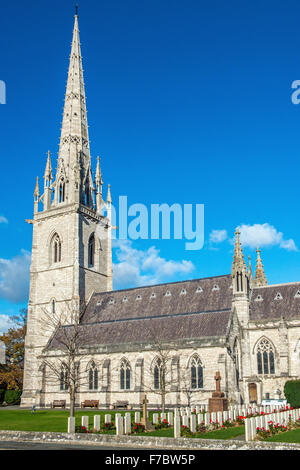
[254,281,300,289]
[93,274,232,296]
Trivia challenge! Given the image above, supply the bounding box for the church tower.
[21,11,112,406]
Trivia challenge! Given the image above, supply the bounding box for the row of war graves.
[67,402,299,442]
[67,374,299,442]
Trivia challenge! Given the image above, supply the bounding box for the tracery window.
[190,355,203,389]
[256,338,275,375]
[154,358,165,390]
[60,365,68,391]
[88,362,98,390]
[120,359,131,390]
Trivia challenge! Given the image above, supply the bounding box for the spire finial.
[232,227,246,273]
[254,247,268,287]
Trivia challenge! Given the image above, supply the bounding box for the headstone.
[167,412,173,426]
[81,415,89,429]
[124,414,131,434]
[105,414,111,424]
[204,412,210,427]
[135,411,141,423]
[182,415,189,427]
[94,415,100,431]
[197,413,203,425]
[174,416,181,438]
[68,416,75,433]
[116,415,124,435]
[245,418,251,442]
[152,413,159,424]
[190,414,196,433]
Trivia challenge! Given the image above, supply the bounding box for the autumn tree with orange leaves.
[0,309,27,390]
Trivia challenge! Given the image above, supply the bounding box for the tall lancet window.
[120,359,131,390]
[88,362,98,390]
[59,180,65,203]
[88,234,95,267]
[60,365,68,391]
[256,338,275,375]
[51,233,62,264]
[153,357,165,390]
[84,183,90,206]
[190,355,203,389]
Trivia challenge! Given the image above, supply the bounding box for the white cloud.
[112,240,194,289]
[0,314,14,334]
[0,216,8,224]
[237,223,298,251]
[209,229,228,244]
[0,250,31,303]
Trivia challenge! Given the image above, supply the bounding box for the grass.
[0,409,245,440]
[264,427,300,443]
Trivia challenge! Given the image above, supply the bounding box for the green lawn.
[0,409,245,440]
[265,428,300,443]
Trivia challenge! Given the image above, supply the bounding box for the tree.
[0,309,27,390]
[143,328,178,412]
[38,300,92,417]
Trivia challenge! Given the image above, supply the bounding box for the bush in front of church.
[284,380,300,408]
[3,389,22,405]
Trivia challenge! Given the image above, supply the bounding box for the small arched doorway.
[249,383,258,403]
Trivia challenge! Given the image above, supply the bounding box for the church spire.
[58,11,91,179]
[232,229,246,273]
[254,248,268,287]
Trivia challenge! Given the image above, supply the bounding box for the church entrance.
[248,383,257,403]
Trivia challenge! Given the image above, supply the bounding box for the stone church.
[21,13,300,409]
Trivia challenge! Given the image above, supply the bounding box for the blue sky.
[0,0,300,331]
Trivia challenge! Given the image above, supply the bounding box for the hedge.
[3,390,22,405]
[284,380,300,408]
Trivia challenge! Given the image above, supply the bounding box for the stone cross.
[215,371,221,393]
[140,393,154,431]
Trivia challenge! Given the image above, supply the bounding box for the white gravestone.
[94,415,100,431]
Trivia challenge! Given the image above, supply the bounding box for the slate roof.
[47,276,300,351]
[250,282,300,321]
[47,274,233,350]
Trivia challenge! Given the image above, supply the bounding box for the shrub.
[0,389,6,404]
[4,390,22,405]
[133,423,145,433]
[284,380,300,408]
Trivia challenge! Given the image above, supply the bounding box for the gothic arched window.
[233,339,240,386]
[190,355,203,389]
[88,234,95,267]
[51,233,62,263]
[153,358,165,390]
[256,338,275,375]
[88,362,98,390]
[59,180,65,203]
[120,359,131,390]
[60,365,68,391]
